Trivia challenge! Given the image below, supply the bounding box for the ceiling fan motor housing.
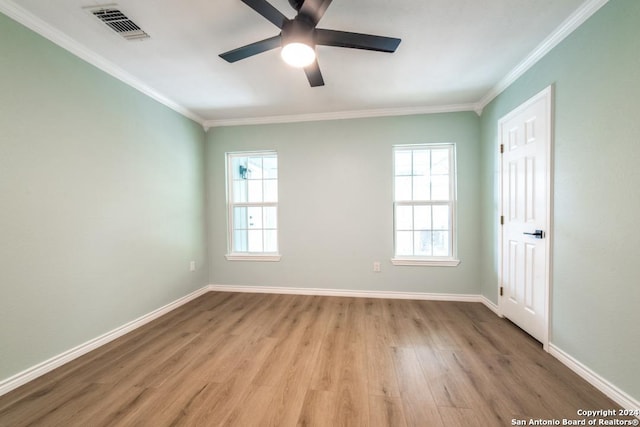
[288,0,305,11]
[281,18,316,47]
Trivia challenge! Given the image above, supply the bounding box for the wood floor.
[0,292,627,426]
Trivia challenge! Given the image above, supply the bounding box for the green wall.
[206,113,481,294]
[479,0,640,401]
[0,13,207,380]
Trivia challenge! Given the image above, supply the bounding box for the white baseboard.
[548,344,640,414]
[479,295,500,315]
[208,284,484,303]
[210,284,504,320]
[0,286,209,397]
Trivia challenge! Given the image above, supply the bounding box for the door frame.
[497,85,554,351]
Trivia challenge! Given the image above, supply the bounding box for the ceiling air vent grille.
[92,8,150,41]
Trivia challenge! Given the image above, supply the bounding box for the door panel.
[499,87,552,345]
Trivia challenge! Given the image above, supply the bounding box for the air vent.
[91,8,149,41]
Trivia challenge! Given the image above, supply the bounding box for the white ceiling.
[3,0,597,125]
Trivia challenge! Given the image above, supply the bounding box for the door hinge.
[500,144,504,154]
[500,215,504,225]
[500,287,504,297]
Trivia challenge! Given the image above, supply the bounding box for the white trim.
[549,344,640,415]
[208,283,481,302]
[480,295,500,316]
[0,0,205,125]
[0,286,209,397]
[497,86,553,351]
[391,258,460,267]
[225,254,281,262]
[204,104,477,128]
[477,0,609,111]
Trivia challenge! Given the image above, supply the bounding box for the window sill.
[391,258,461,267]
[225,254,282,262]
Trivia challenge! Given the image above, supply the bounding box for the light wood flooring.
[0,292,628,426]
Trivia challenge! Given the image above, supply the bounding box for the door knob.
[523,229,545,239]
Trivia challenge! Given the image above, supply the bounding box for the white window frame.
[391,143,460,267]
[225,151,281,262]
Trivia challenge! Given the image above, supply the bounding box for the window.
[226,152,280,261]
[392,144,459,266]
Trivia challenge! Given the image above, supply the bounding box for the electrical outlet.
[373,261,381,272]
[189,261,196,272]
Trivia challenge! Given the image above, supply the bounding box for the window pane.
[395,205,413,230]
[232,156,248,180]
[395,151,412,176]
[263,207,277,229]
[248,230,263,252]
[413,150,429,177]
[248,157,263,179]
[228,152,279,256]
[392,145,455,260]
[413,205,431,230]
[412,176,430,201]
[263,156,278,179]
[432,205,450,230]
[396,231,413,256]
[263,179,278,203]
[233,230,247,252]
[233,180,247,203]
[247,207,263,229]
[248,180,263,202]
[432,231,450,256]
[395,176,411,201]
[264,230,278,252]
[431,175,449,200]
[233,207,247,229]
[414,231,433,256]
[431,149,449,175]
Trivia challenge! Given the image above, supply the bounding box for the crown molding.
[203,103,478,128]
[476,0,610,111]
[2,0,608,126]
[0,0,205,125]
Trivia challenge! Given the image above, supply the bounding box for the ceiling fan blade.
[299,0,333,25]
[241,0,289,28]
[219,35,282,63]
[304,59,324,87]
[315,29,401,52]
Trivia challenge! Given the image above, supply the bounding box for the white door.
[499,87,552,346]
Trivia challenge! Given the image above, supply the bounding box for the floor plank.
[369,396,407,427]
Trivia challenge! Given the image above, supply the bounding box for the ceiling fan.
[219,0,402,87]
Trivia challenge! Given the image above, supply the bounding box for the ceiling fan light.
[281,42,315,68]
